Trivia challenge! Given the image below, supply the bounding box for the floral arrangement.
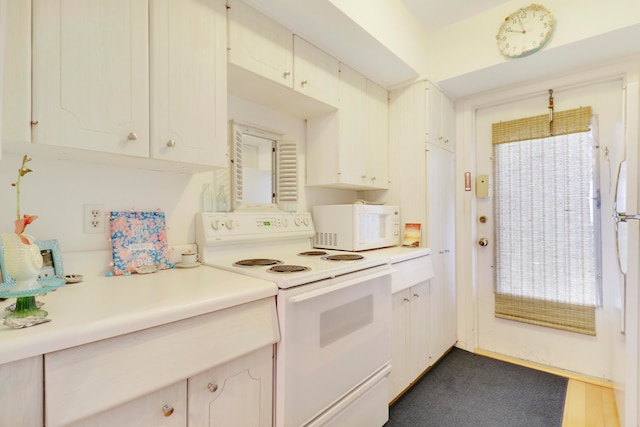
[11,155,38,244]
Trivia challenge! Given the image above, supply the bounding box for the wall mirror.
[230,121,298,211]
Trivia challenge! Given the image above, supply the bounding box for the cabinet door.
[0,356,43,427]
[1,0,31,145]
[150,0,227,167]
[188,346,273,427]
[441,93,456,152]
[227,0,293,88]
[427,143,456,363]
[425,82,442,147]
[409,282,429,377]
[367,79,389,189]
[293,36,339,107]
[390,289,411,401]
[32,0,149,157]
[337,64,368,187]
[69,381,187,427]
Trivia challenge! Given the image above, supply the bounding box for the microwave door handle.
[289,268,392,303]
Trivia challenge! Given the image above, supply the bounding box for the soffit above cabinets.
[241,0,420,88]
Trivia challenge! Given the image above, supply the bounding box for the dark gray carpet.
[386,348,568,427]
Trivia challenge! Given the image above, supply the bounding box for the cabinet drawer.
[45,298,279,426]
[391,256,434,293]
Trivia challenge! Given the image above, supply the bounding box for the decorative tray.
[0,277,67,298]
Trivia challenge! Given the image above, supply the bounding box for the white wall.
[0,95,358,277]
[430,0,640,98]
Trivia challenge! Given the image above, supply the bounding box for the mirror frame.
[230,121,289,211]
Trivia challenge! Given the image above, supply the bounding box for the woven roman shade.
[492,106,599,336]
[492,106,592,144]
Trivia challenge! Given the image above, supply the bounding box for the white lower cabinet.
[45,299,278,427]
[388,256,434,403]
[68,381,188,427]
[65,346,274,427]
[0,356,43,427]
[188,346,274,427]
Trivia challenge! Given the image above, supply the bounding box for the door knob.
[478,238,488,247]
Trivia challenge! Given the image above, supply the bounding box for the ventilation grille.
[315,232,338,248]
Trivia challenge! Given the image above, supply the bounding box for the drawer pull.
[167,139,176,147]
[208,382,219,393]
[162,404,174,417]
[127,132,138,141]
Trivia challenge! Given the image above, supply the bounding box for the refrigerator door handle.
[614,212,640,222]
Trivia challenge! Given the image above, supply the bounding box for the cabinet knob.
[167,139,176,148]
[300,79,308,87]
[162,404,174,417]
[283,70,291,79]
[207,382,219,393]
[403,297,411,303]
[413,293,420,298]
[478,238,489,247]
[127,132,137,141]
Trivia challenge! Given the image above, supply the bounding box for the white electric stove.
[195,211,390,288]
[196,212,393,427]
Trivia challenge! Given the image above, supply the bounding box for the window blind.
[492,107,601,335]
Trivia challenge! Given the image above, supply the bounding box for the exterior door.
[474,78,624,377]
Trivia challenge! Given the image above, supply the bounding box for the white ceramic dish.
[175,262,201,269]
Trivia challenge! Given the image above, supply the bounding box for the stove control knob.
[225,220,235,230]
[210,220,221,230]
[302,217,310,226]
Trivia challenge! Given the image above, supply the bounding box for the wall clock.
[496,4,554,58]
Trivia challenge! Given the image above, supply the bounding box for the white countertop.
[364,245,431,263]
[0,265,278,365]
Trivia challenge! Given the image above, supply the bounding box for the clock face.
[496,4,554,58]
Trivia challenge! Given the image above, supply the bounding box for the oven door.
[275,264,392,427]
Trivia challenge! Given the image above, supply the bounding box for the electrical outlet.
[84,204,105,233]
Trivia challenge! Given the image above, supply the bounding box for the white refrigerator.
[612,82,640,426]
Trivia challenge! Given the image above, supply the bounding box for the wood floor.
[476,350,620,427]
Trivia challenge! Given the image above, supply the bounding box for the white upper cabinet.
[227,0,339,115]
[149,0,227,167]
[1,0,31,147]
[306,64,389,190]
[32,0,150,158]
[30,0,227,169]
[426,82,455,152]
[293,35,339,107]
[227,0,293,88]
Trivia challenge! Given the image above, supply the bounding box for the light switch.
[476,174,491,198]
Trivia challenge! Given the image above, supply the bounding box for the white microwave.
[312,204,400,251]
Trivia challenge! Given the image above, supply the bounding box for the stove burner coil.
[323,254,365,261]
[234,258,283,267]
[268,265,310,273]
[298,251,328,256]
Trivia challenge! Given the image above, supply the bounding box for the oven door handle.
[289,268,393,303]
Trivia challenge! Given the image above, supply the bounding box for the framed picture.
[0,239,64,284]
[36,239,64,279]
[403,223,422,247]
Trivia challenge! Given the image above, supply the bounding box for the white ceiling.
[400,0,511,33]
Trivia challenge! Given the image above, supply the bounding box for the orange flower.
[14,215,38,244]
